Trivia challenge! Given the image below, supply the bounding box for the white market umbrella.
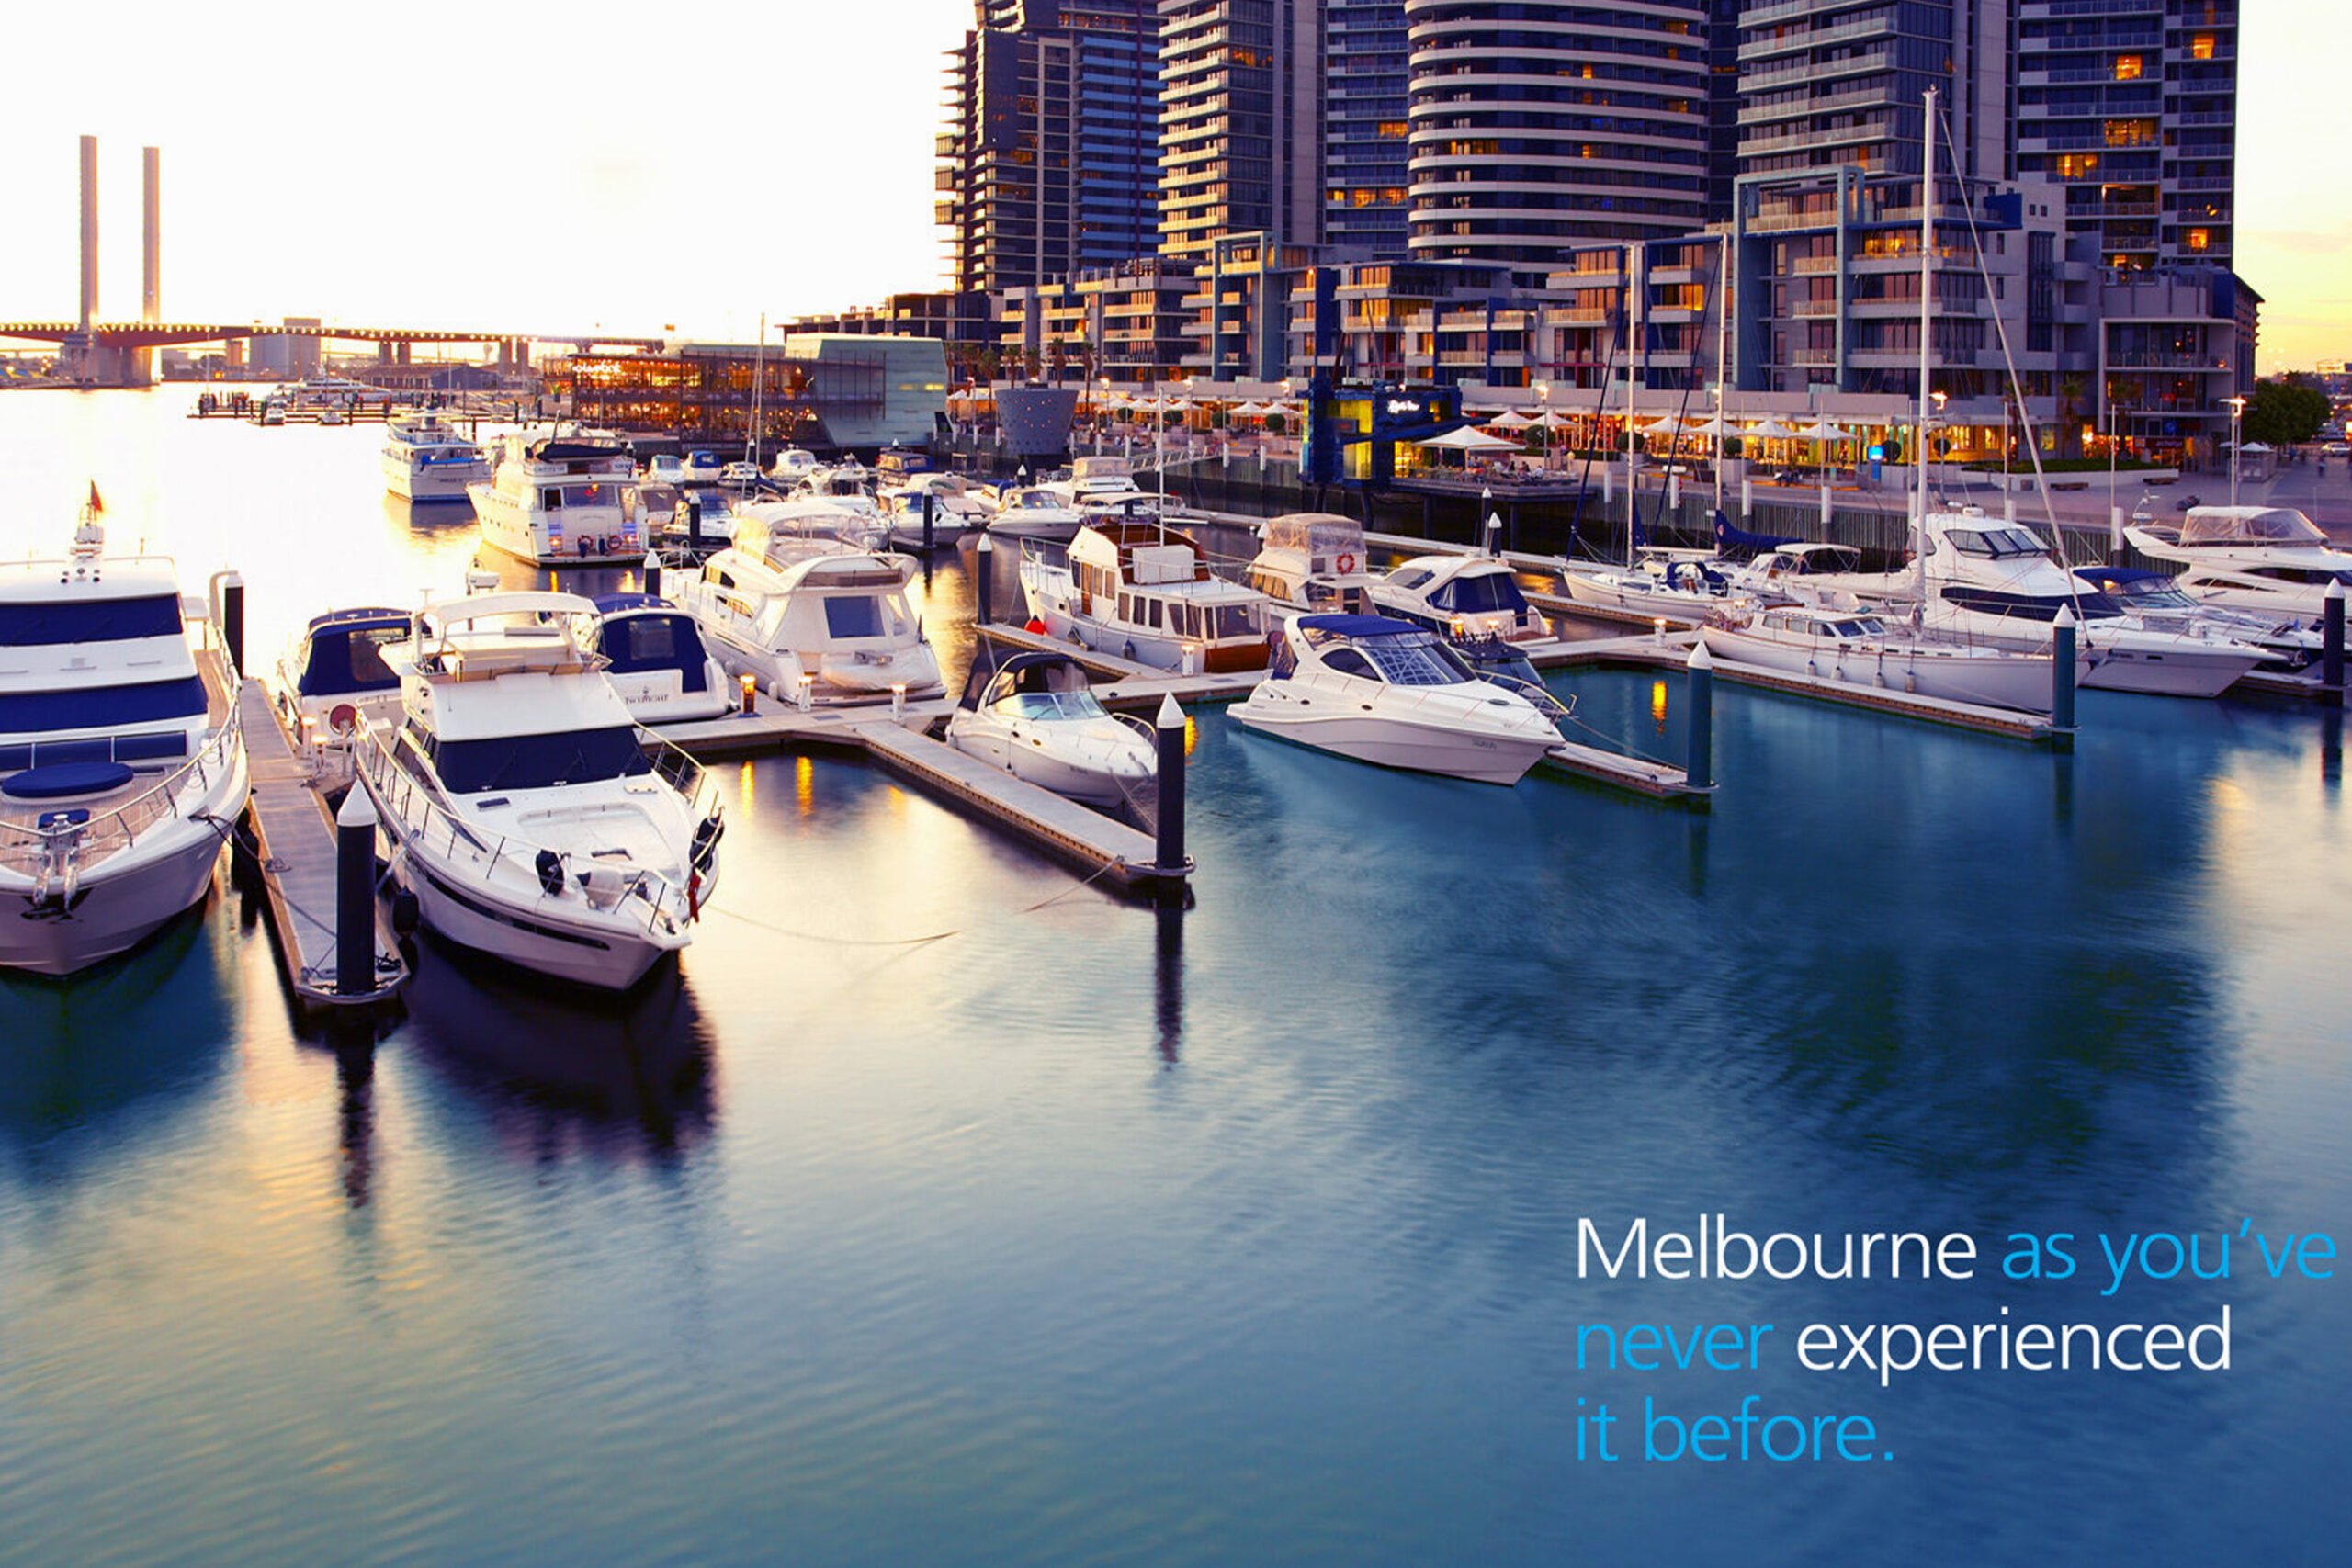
[1796,417,1848,441]
[1416,424,1525,470]
[1747,418,1804,440]
[1487,410,1538,430]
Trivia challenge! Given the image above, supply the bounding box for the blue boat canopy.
[592,593,673,615]
[294,610,408,697]
[1295,614,1430,638]
[590,602,712,693]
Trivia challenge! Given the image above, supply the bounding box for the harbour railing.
[0,708,244,888]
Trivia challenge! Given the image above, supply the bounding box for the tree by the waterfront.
[2242,374,2332,446]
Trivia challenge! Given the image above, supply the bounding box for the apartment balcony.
[1741,118,1891,158]
[1739,82,1900,126]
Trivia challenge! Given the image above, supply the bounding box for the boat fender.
[1337,552,1356,575]
[389,886,420,937]
[692,812,725,870]
[578,536,594,558]
[535,849,565,897]
[1026,618,1046,635]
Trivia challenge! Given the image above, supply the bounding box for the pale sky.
[1,0,2343,370]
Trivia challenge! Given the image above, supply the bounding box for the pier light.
[890,682,907,721]
[1181,642,1199,676]
[739,672,756,716]
[1654,616,1669,645]
[797,672,815,714]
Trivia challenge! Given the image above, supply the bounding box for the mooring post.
[687,494,704,551]
[1740,476,1753,520]
[2324,581,2345,707]
[643,551,662,600]
[922,490,936,553]
[1486,512,1502,558]
[1685,638,1713,792]
[335,785,378,998]
[1154,694,1186,876]
[218,570,245,678]
[975,531,996,626]
[2052,605,2077,742]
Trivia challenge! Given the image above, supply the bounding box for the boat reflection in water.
[399,928,717,1157]
[0,906,232,1159]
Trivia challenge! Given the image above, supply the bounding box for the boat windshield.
[1357,633,1476,686]
[2180,508,2327,547]
[1944,526,2047,558]
[2098,577,2197,608]
[1427,570,1529,615]
[432,725,652,794]
[997,690,1109,721]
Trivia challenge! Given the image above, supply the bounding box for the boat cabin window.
[1202,601,1263,640]
[1939,586,2121,621]
[1388,568,1437,591]
[429,725,651,793]
[1944,527,2045,559]
[823,595,892,639]
[0,593,182,647]
[1321,647,1377,681]
[1428,571,1530,615]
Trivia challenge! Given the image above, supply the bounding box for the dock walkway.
[235,676,407,1009]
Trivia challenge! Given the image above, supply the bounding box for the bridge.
[0,320,669,387]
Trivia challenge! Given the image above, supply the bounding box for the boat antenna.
[1914,86,1936,604]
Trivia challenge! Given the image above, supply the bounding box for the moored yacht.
[983,485,1085,542]
[2124,503,2352,619]
[1370,554,1554,643]
[673,513,943,703]
[274,605,410,755]
[1700,601,2075,715]
[1018,522,1272,672]
[945,649,1157,808]
[382,413,493,502]
[1243,513,1375,618]
[1233,615,1560,784]
[354,591,723,990]
[1,516,250,976]
[579,594,734,723]
[469,430,649,565]
[1559,550,1736,626]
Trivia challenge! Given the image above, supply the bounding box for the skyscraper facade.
[2014,0,2237,270]
[1159,0,1325,258]
[1735,0,2007,184]
[1403,0,1715,265]
[1323,0,1412,255]
[940,1,1161,296]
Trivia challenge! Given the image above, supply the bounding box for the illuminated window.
[2190,33,2215,60]
[2113,55,2143,80]
[2187,229,2210,251]
[1377,121,1408,138]
[2055,154,2099,178]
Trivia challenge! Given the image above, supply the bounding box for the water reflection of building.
[559,334,949,454]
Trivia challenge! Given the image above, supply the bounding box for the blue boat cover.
[0,594,182,647]
[1295,614,1430,638]
[0,676,207,733]
[1,760,135,800]
[592,593,672,614]
[303,605,406,631]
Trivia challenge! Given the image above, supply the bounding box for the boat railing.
[0,706,243,882]
[353,727,718,938]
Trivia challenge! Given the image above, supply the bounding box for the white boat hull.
[1231,692,1551,784]
[0,739,248,976]
[384,454,492,502]
[390,852,684,991]
[0,818,232,976]
[469,484,643,566]
[1556,570,1715,626]
[945,718,1153,807]
[2079,639,2263,698]
[1702,627,2066,714]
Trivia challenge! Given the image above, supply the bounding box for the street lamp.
[2226,394,2247,506]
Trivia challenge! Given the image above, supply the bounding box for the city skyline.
[1,0,2346,371]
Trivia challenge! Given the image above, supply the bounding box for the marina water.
[0,390,2346,1565]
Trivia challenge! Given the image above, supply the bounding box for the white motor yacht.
[578,593,735,724]
[381,413,493,502]
[882,473,989,551]
[983,485,1086,542]
[469,430,649,565]
[1370,554,1554,643]
[1,516,250,976]
[274,605,411,760]
[1243,513,1375,618]
[1557,549,1736,626]
[2124,503,2352,619]
[354,591,723,990]
[1700,601,2075,715]
[673,513,943,704]
[1233,615,1560,784]
[769,448,820,486]
[1898,513,2265,698]
[2070,565,2321,672]
[945,649,1157,808]
[1019,522,1272,673]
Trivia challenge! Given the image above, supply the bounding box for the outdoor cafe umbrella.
[1415,425,1525,471]
[1796,416,1848,474]
[1486,409,1538,430]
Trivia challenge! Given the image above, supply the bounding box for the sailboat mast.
[1915,86,1937,599]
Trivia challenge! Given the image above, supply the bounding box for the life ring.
[1336,552,1356,575]
[327,703,359,736]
